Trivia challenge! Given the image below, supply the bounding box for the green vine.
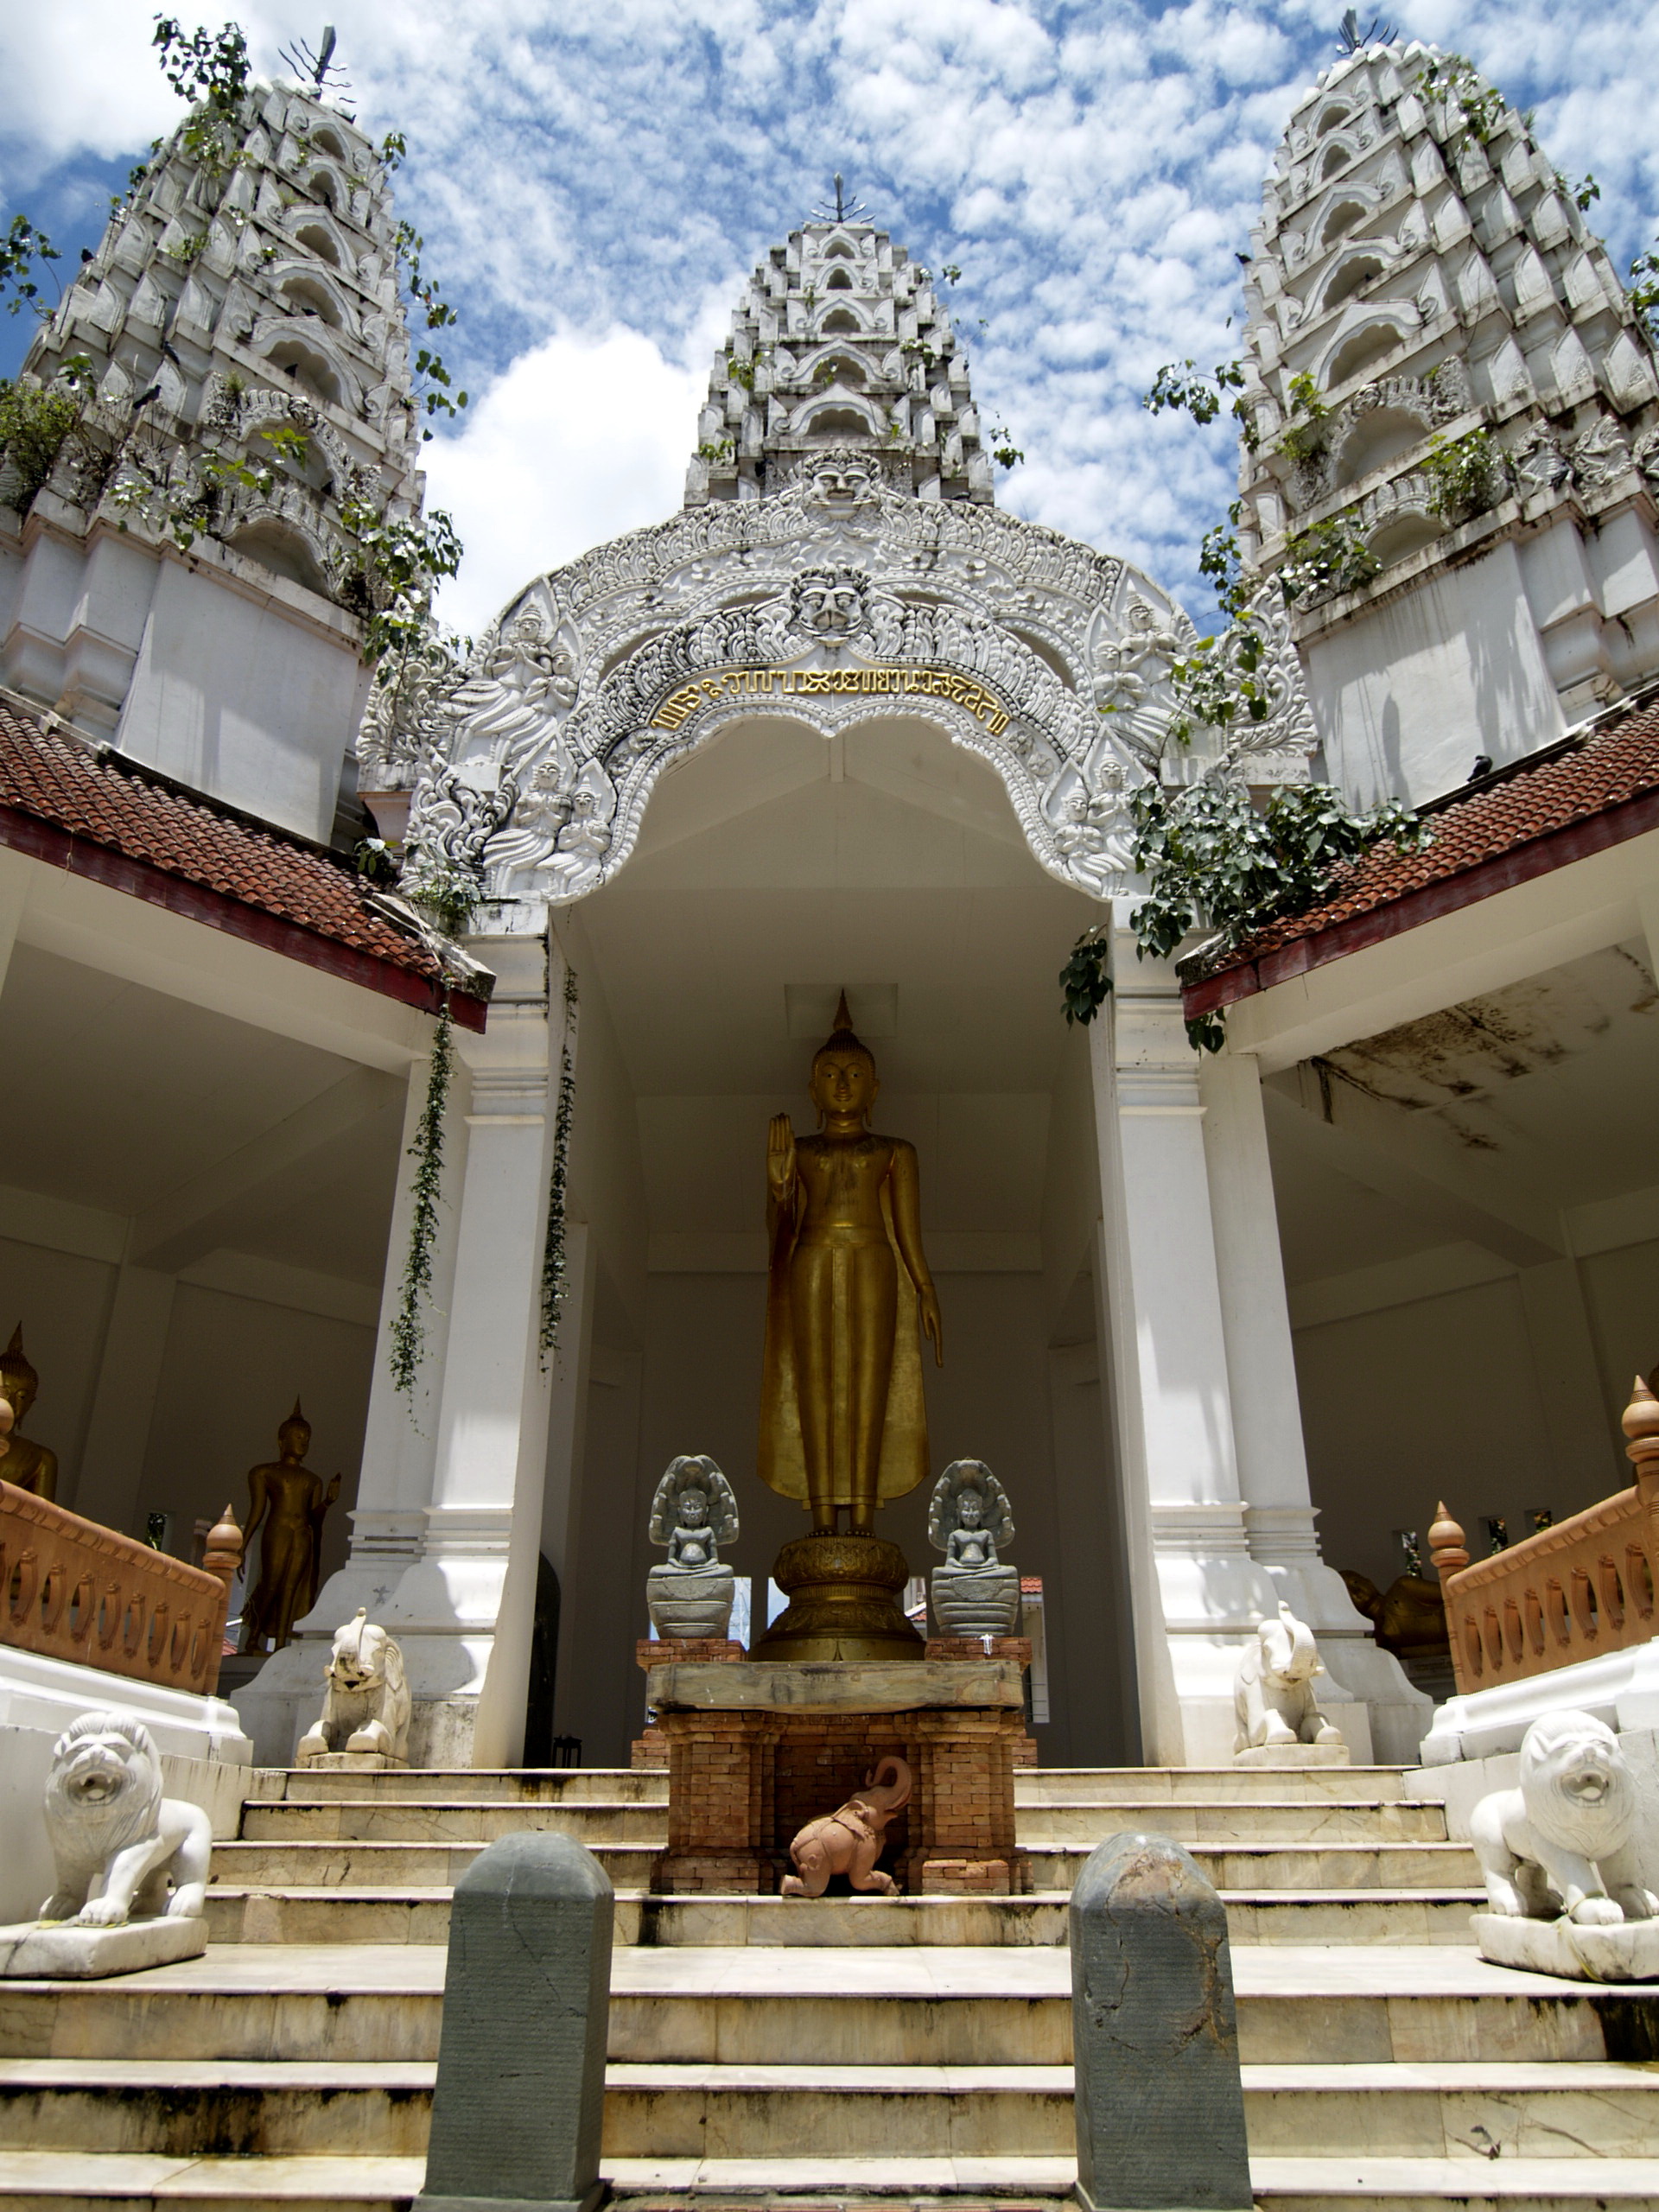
[539,966,580,1367]
[1279,514,1380,604]
[1055,781,1428,1053]
[389,994,454,1402]
[1413,52,1505,146]
[0,357,97,511]
[1422,426,1509,523]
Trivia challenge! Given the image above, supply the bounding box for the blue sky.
[5,1,1659,632]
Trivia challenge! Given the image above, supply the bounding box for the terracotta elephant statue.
[781,1755,913,1897]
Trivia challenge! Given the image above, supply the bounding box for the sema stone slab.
[417,1830,613,2212]
[1070,1832,1252,2212]
[647,1658,1026,1712]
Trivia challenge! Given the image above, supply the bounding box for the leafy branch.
[0,356,99,510]
[0,215,61,320]
[339,499,465,669]
[1413,52,1504,146]
[153,16,252,181]
[394,220,469,426]
[1144,357,1258,452]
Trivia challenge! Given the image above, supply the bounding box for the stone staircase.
[2,1762,1656,2210]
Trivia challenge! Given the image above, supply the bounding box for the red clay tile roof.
[1182,693,1659,1017]
[0,694,486,1030]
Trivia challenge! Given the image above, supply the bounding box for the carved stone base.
[1234,1741,1351,1768]
[751,1534,924,1662]
[296,1750,407,1772]
[0,1914,207,1979]
[1473,1910,1659,1981]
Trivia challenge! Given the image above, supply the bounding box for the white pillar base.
[1244,1506,1430,1763]
[231,1508,428,1768]
[378,1504,527,1767]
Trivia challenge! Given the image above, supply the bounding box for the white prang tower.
[686,193,995,509]
[3,69,425,843]
[1236,39,1659,807]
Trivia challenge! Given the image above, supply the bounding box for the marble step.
[1014,1766,1413,1804]
[4,2055,1654,2164]
[249,1768,665,1807]
[201,1884,1485,1948]
[233,1797,1443,1850]
[1028,1840,1481,1889]
[5,2152,1657,2212]
[212,1834,1481,1897]
[1015,1800,1447,1845]
[210,1839,662,1891]
[238,1799,668,1845]
[4,1947,1655,2071]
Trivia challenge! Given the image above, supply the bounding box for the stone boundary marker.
[1071,1832,1252,2212]
[417,1830,613,2212]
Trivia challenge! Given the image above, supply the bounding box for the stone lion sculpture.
[296,1609,411,1764]
[1471,1710,1658,1926]
[781,1756,912,1897]
[40,1711,213,1927]
[1234,1601,1345,1755]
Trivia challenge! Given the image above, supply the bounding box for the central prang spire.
[685,217,994,509]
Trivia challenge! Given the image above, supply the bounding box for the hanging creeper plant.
[389,994,454,1402]
[539,966,579,1368]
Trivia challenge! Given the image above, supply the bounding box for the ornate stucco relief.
[391,458,1316,911]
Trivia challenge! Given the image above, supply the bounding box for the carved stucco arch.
[391,461,1319,915]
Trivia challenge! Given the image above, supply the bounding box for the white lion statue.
[40,1711,213,1927]
[296,1609,411,1764]
[1235,1601,1345,1754]
[1471,1710,1658,1927]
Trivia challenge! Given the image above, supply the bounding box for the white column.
[1201,1049,1421,1760]
[543,1223,598,1738]
[1090,922,1284,1764]
[380,932,561,1768]
[233,1031,472,1765]
[73,1263,177,1530]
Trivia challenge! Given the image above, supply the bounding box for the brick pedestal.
[925,1637,1039,1765]
[645,1656,1033,1896]
[631,1637,745,1770]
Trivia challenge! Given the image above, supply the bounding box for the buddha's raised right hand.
[766,1112,797,1200]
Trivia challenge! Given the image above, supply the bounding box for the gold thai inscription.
[650,664,1011,737]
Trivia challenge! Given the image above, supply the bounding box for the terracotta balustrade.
[0,1479,243,1699]
[1432,1377,1659,1695]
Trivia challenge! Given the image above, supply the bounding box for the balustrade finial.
[203,1502,243,1589]
[1427,1502,1468,1579]
[1622,1373,1659,1446]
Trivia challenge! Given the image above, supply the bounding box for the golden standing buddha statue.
[239,1402,340,1654]
[0,1325,59,1501]
[754,994,943,1659]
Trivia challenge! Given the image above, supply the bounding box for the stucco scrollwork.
[392,476,1316,912]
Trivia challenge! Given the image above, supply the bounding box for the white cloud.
[420,325,709,634]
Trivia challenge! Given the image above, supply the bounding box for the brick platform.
[631,1637,745,1768]
[645,1656,1033,1897]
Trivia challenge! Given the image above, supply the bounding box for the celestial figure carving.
[0,1325,59,1500]
[927,1459,1020,1638]
[645,1454,741,1640]
[781,1755,912,1897]
[1471,1711,1656,1927]
[296,1609,412,1764]
[759,993,942,1535]
[38,1712,213,1927]
[1234,1601,1346,1758]
[239,1402,340,1654]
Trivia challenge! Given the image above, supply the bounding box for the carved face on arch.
[791,565,869,639]
[804,452,880,508]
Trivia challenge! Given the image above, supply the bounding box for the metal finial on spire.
[1336,9,1395,53]
[810,171,870,226]
[280,23,353,102]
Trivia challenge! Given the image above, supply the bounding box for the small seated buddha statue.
[0,1326,59,1501]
